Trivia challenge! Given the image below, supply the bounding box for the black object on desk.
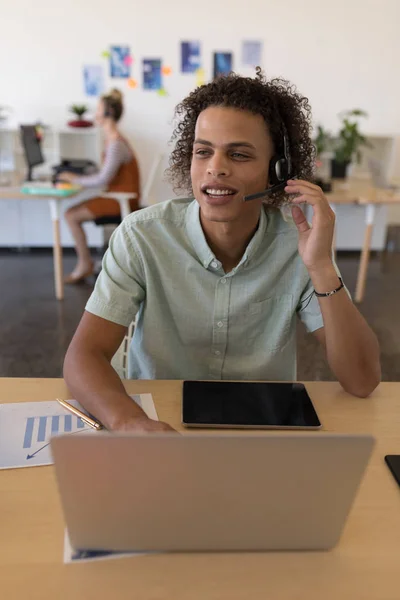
[20,125,44,181]
[315,178,332,193]
[182,381,321,429]
[52,159,97,183]
[385,455,400,489]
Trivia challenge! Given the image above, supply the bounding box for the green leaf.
[334,107,369,163]
[69,104,88,117]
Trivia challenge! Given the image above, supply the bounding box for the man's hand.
[285,180,380,397]
[113,415,178,434]
[285,179,335,274]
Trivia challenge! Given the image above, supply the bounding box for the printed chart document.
[0,394,157,470]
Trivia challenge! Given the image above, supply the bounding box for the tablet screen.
[182,381,321,428]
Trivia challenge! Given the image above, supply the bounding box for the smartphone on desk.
[385,455,400,489]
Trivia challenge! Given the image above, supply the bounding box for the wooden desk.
[1,378,400,599]
[326,178,400,302]
[0,180,81,300]
[0,179,135,301]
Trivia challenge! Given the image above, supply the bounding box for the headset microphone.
[244,181,287,202]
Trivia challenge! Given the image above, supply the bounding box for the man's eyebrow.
[193,139,256,150]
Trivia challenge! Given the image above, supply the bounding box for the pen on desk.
[56,398,103,431]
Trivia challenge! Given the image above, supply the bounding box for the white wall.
[1,0,399,203]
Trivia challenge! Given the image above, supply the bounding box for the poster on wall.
[181,41,201,73]
[110,46,131,78]
[213,52,232,79]
[83,65,104,96]
[143,59,162,90]
[242,41,263,67]
[195,68,206,87]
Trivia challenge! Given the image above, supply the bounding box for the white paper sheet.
[63,529,145,563]
[0,394,157,470]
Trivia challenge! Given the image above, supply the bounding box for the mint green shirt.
[86,198,327,381]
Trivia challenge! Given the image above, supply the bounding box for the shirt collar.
[185,200,268,272]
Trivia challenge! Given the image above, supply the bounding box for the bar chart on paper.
[0,394,157,470]
[23,414,86,456]
[0,400,93,469]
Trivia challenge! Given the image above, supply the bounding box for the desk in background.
[1,378,400,599]
[326,178,400,302]
[0,177,135,300]
[1,176,399,303]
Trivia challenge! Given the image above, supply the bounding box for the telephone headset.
[103,98,113,119]
[103,93,121,119]
[244,120,294,202]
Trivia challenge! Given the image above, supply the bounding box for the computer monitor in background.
[20,125,44,181]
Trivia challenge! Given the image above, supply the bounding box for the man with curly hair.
[64,70,380,433]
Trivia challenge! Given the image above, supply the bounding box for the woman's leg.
[64,204,95,282]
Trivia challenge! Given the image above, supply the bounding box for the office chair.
[95,152,164,228]
[94,152,164,270]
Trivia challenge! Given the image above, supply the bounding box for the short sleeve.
[85,221,145,327]
[296,279,324,333]
[296,257,351,333]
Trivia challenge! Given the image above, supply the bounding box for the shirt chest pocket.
[246,293,294,353]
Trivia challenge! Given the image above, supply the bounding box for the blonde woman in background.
[59,89,140,284]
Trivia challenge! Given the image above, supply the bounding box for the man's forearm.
[309,264,381,397]
[64,347,147,430]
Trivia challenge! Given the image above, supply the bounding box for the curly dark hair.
[166,67,315,206]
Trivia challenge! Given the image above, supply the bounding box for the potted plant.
[314,125,332,158]
[312,125,333,191]
[331,109,370,179]
[67,104,93,128]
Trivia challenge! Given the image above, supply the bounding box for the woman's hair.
[102,88,124,122]
[167,68,315,206]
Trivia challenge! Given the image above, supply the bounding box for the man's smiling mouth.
[201,184,238,199]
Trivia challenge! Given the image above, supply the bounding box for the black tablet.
[182,381,321,429]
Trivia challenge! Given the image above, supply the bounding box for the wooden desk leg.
[355,204,375,303]
[49,199,64,301]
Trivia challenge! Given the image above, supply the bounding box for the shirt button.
[217,321,223,328]
[214,350,221,356]
[221,278,227,284]
[211,260,218,268]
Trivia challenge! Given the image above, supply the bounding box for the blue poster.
[213,52,232,79]
[242,41,263,67]
[181,41,201,73]
[143,59,162,90]
[110,46,131,78]
[83,65,104,96]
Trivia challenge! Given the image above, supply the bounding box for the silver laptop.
[51,432,374,553]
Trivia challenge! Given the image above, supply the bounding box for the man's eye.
[195,150,210,156]
[231,152,248,159]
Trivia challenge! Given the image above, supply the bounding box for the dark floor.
[0,249,399,380]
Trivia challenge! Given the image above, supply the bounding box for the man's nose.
[206,153,229,177]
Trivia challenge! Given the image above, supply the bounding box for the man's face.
[190,106,273,224]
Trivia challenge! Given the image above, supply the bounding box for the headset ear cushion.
[269,156,288,184]
[276,157,289,181]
